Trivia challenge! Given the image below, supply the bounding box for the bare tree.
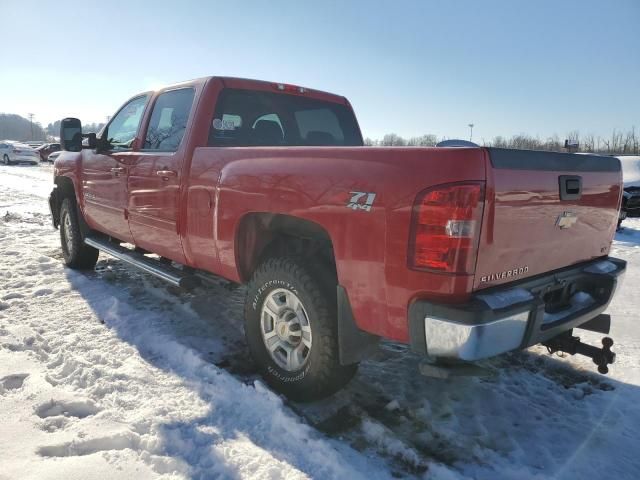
[381,133,407,146]
[365,127,638,155]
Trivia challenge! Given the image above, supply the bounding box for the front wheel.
[3,154,11,165]
[244,256,357,401]
[59,198,99,269]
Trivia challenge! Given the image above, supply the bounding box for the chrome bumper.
[424,311,530,361]
[408,257,626,361]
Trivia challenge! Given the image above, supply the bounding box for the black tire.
[245,256,357,401]
[3,154,11,166]
[59,198,99,269]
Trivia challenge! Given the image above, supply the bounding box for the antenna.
[468,123,474,142]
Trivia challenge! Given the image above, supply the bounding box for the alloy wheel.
[260,288,313,371]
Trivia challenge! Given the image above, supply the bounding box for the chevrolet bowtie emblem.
[556,211,578,229]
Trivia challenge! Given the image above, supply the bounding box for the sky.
[0,0,638,141]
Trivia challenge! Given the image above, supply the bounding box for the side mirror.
[95,126,112,153]
[60,118,83,152]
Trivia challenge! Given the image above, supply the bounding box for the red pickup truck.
[49,76,625,400]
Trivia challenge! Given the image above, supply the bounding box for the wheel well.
[52,176,90,237]
[50,176,76,227]
[55,176,76,202]
[236,213,337,283]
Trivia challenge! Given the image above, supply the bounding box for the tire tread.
[60,198,99,270]
[245,256,356,401]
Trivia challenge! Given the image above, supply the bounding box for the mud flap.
[337,285,380,365]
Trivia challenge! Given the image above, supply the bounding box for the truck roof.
[156,76,350,105]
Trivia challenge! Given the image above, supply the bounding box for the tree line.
[2,112,638,155]
[45,120,106,137]
[364,127,640,155]
[0,114,107,142]
[0,114,47,141]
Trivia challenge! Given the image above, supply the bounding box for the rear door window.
[208,88,362,147]
[143,88,195,152]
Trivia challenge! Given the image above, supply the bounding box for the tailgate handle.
[559,175,582,200]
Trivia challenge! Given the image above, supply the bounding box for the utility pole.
[468,123,474,142]
[28,113,35,140]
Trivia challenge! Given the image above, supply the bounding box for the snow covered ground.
[1,163,639,480]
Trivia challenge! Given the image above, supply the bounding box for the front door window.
[103,95,148,150]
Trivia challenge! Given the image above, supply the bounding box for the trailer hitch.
[543,332,615,374]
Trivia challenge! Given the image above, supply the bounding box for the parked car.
[621,187,640,222]
[35,143,61,161]
[49,76,624,400]
[614,156,640,229]
[0,141,39,165]
[47,150,62,163]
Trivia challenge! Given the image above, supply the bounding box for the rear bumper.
[408,257,626,361]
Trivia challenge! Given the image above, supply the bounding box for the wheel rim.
[260,288,312,371]
[62,212,74,254]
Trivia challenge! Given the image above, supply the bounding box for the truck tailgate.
[474,148,622,290]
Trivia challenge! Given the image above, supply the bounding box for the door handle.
[110,167,125,176]
[156,170,177,180]
[559,175,582,200]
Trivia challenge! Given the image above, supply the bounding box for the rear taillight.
[408,182,485,274]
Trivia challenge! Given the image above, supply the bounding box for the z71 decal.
[347,191,376,212]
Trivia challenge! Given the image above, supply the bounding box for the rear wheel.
[244,256,357,401]
[59,198,99,269]
[2,154,11,165]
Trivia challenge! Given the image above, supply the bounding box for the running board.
[84,237,200,289]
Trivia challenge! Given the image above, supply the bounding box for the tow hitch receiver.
[543,332,615,374]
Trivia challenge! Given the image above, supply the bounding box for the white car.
[47,150,62,163]
[0,141,40,165]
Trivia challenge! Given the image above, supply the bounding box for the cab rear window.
[208,89,362,147]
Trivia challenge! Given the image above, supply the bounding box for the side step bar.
[84,237,200,289]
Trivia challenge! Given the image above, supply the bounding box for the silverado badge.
[480,266,529,283]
